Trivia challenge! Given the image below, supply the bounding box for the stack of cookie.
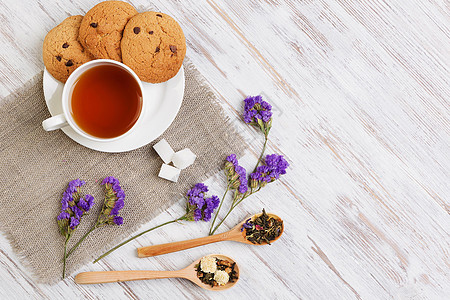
[43,1,186,84]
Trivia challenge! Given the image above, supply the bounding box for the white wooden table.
[0,0,449,299]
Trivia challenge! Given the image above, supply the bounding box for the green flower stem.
[232,187,260,210]
[210,187,261,235]
[210,200,240,236]
[66,224,102,259]
[252,135,268,173]
[62,235,70,279]
[231,190,241,206]
[93,215,187,264]
[211,130,268,236]
[208,183,231,235]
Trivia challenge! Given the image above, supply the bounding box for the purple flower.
[261,101,272,110]
[235,166,248,193]
[71,205,83,219]
[187,183,208,197]
[243,95,273,127]
[194,209,202,221]
[186,183,220,222]
[260,110,272,122]
[112,183,122,193]
[254,165,274,182]
[243,218,252,228]
[234,165,245,176]
[101,176,119,185]
[265,154,289,175]
[77,198,90,211]
[67,179,86,194]
[207,195,220,210]
[102,177,124,210]
[57,179,91,236]
[235,165,248,193]
[69,217,80,230]
[250,172,262,181]
[202,208,213,222]
[78,194,95,212]
[186,183,209,209]
[196,197,206,209]
[62,191,71,204]
[188,196,199,207]
[225,155,249,194]
[116,190,125,200]
[61,198,69,211]
[238,182,248,194]
[226,154,238,166]
[61,179,85,206]
[203,195,221,222]
[85,194,95,208]
[57,211,70,221]
[250,154,289,187]
[113,216,123,225]
[110,198,124,216]
[97,176,125,226]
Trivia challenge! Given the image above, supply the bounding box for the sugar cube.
[153,139,175,164]
[172,148,197,169]
[158,164,181,182]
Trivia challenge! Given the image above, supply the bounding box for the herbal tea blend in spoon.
[240,209,283,244]
[137,210,283,258]
[75,254,239,291]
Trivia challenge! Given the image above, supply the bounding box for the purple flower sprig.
[57,179,94,279]
[93,183,220,263]
[65,177,125,261]
[243,95,272,137]
[225,154,248,194]
[98,176,125,225]
[243,95,275,174]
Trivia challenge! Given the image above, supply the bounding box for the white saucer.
[42,66,185,152]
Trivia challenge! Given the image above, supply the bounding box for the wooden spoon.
[137,213,283,258]
[75,254,239,291]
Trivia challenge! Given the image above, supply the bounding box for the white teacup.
[42,59,144,142]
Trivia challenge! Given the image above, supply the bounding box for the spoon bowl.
[238,212,284,245]
[75,254,239,291]
[137,213,283,258]
[187,254,239,291]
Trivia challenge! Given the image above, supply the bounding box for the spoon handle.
[137,230,238,258]
[75,270,183,284]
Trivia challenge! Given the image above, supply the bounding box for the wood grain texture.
[0,0,449,299]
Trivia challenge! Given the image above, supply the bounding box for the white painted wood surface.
[0,0,449,299]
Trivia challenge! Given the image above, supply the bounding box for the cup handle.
[42,114,68,131]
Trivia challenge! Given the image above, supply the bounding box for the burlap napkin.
[0,60,246,283]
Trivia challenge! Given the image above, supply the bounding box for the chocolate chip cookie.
[121,11,186,83]
[78,1,137,61]
[43,15,93,83]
